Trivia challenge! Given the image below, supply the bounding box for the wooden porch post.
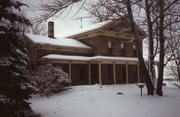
[113,63,116,85]
[137,64,140,83]
[98,63,102,87]
[69,62,72,82]
[126,63,129,84]
[88,63,91,85]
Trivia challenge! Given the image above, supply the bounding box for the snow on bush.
[26,64,71,96]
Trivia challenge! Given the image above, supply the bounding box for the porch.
[39,54,159,85]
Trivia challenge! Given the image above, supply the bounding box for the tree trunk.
[156,0,165,96]
[145,0,156,87]
[126,0,155,95]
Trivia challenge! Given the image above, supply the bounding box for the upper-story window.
[120,42,125,56]
[133,44,137,57]
[108,41,112,55]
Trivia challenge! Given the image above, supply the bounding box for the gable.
[68,18,147,40]
[103,20,133,34]
[101,19,146,36]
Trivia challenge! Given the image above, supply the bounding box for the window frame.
[107,41,113,55]
[120,42,125,56]
[132,44,137,57]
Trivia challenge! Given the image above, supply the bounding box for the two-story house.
[24,18,159,85]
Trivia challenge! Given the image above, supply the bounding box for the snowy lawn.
[30,84,180,117]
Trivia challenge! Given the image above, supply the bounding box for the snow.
[61,20,112,37]
[30,84,180,117]
[42,54,139,62]
[16,49,27,58]
[42,54,90,61]
[90,55,138,61]
[42,54,159,64]
[25,33,91,49]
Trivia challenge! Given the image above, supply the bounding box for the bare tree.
[125,0,155,95]
[16,12,47,36]
[18,19,47,36]
[154,0,180,96]
[34,0,86,23]
[167,34,180,89]
[31,21,47,36]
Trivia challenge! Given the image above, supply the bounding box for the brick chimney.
[48,21,54,38]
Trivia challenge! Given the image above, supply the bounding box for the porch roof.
[39,54,159,65]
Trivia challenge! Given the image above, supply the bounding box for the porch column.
[98,63,102,87]
[113,63,116,85]
[126,63,129,84]
[137,64,140,83]
[69,62,72,81]
[88,63,91,85]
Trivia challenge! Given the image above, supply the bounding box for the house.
[24,18,159,85]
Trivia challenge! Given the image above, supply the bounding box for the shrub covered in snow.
[26,64,71,96]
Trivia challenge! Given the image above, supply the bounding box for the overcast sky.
[20,0,92,37]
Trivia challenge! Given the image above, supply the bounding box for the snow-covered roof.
[62,20,112,37]
[41,54,159,64]
[90,56,138,61]
[41,54,139,62]
[25,33,91,49]
[42,54,90,61]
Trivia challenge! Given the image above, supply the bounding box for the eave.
[37,44,92,54]
[69,29,140,40]
[38,54,159,65]
[39,57,159,65]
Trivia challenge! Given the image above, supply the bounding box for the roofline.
[68,19,147,40]
[39,54,159,65]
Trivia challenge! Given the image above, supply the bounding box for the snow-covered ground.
[30,83,180,117]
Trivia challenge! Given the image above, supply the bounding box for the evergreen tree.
[0,0,34,116]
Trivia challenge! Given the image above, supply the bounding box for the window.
[108,41,112,48]
[121,43,124,49]
[108,41,112,55]
[133,44,137,57]
[120,43,125,56]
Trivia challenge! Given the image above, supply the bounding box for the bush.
[26,64,71,96]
